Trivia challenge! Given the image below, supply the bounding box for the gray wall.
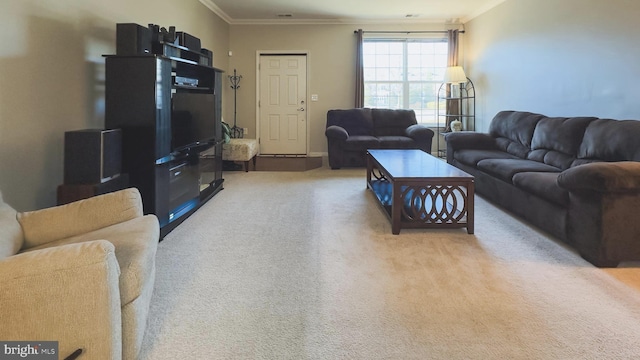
[6,0,640,210]
[228,23,454,157]
[465,0,640,131]
[0,0,229,211]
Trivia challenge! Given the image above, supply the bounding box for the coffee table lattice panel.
[370,180,469,226]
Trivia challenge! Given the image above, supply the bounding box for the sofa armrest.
[0,240,122,359]
[445,132,497,151]
[325,125,349,140]
[405,124,435,141]
[558,161,640,193]
[18,188,143,249]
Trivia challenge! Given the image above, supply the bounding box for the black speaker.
[200,48,213,66]
[64,129,122,184]
[116,23,152,56]
[176,31,201,52]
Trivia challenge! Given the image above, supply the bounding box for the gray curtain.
[355,29,364,108]
[445,29,460,132]
[447,29,459,67]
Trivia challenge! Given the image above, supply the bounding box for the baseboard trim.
[309,151,327,158]
[255,156,322,171]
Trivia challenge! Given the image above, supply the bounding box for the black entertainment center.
[105,23,224,237]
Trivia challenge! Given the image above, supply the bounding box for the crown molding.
[229,17,453,26]
[462,0,508,22]
[198,0,233,24]
[199,0,504,26]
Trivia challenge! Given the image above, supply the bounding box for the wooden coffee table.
[366,149,474,235]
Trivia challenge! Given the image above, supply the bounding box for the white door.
[258,55,307,155]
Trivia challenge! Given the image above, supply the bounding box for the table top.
[367,149,473,180]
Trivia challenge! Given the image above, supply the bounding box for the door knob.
[297,108,305,111]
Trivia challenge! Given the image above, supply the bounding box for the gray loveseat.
[446,110,640,267]
[325,108,434,169]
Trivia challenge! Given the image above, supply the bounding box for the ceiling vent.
[277,13,293,18]
[405,14,420,18]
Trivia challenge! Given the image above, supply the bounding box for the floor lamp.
[443,66,468,132]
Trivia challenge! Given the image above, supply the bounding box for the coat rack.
[228,69,243,138]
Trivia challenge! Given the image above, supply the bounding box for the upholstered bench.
[222,138,259,172]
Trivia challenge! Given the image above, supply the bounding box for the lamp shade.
[443,66,468,84]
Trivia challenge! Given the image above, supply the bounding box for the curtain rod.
[354,30,464,34]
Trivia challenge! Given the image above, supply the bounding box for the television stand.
[105,22,224,238]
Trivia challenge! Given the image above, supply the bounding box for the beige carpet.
[139,166,640,359]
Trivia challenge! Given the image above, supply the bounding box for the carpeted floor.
[139,166,640,359]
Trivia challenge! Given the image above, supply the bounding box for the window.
[363,38,448,126]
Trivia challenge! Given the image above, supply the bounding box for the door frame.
[255,50,310,156]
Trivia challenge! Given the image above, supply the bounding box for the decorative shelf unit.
[435,79,475,158]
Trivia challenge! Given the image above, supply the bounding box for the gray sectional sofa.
[325,108,434,169]
[446,110,640,267]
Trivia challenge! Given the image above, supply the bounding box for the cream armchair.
[0,188,159,360]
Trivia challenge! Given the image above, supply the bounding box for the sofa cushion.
[528,117,596,169]
[512,172,569,206]
[527,150,577,171]
[571,158,603,167]
[477,158,561,183]
[0,192,23,259]
[454,149,519,167]
[489,111,545,158]
[23,215,159,306]
[376,136,415,149]
[531,117,595,154]
[326,108,373,136]
[18,188,143,249]
[372,109,417,137]
[494,138,530,159]
[446,132,498,151]
[343,135,380,151]
[577,119,640,162]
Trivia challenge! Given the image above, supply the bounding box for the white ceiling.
[199,0,507,24]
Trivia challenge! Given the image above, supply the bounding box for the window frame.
[362,36,448,127]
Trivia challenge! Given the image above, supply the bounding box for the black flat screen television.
[171,93,216,152]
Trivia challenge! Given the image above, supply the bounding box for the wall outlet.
[243,127,248,135]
